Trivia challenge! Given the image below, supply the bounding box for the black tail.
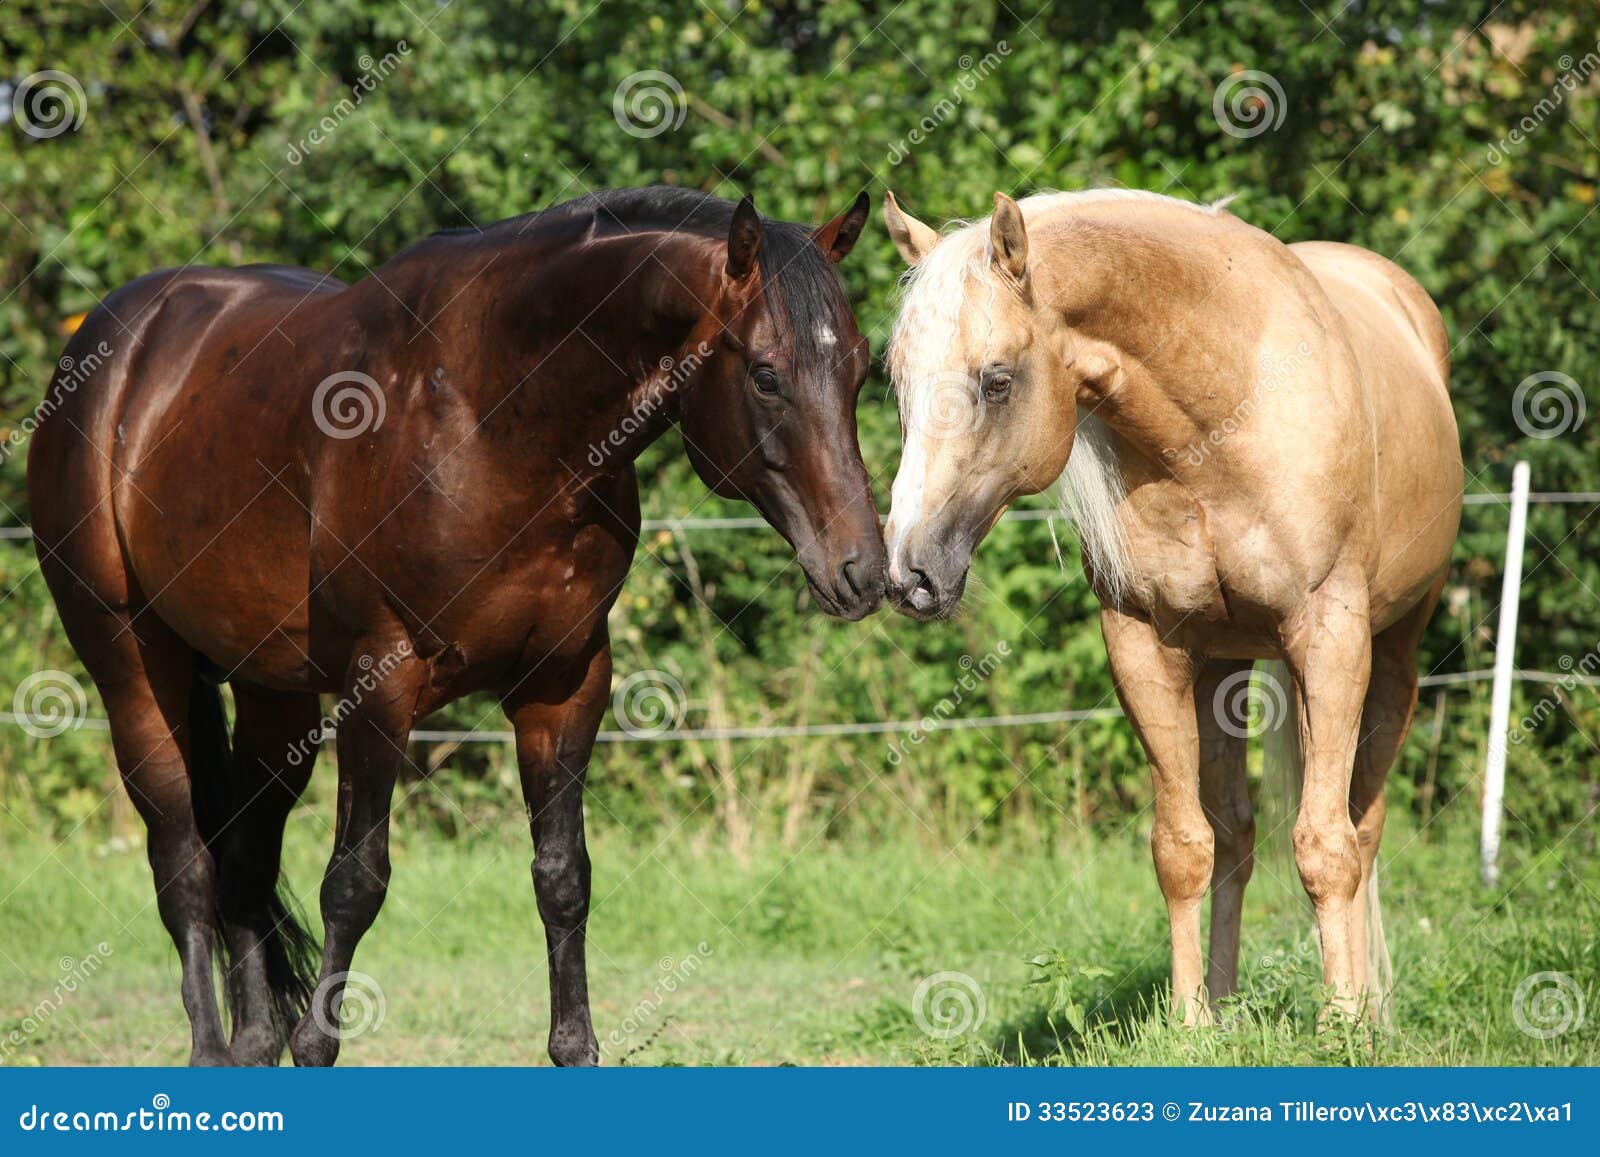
[188,671,320,1038]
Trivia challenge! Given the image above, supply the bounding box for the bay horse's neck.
[378,225,720,482]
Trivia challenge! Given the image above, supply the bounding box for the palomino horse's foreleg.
[1281,576,1372,1019]
[219,683,321,1064]
[505,638,611,1066]
[1101,607,1212,1024]
[289,644,424,1067]
[1194,659,1255,1002]
[1348,583,1440,1012]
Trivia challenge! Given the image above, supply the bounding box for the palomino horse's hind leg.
[1100,606,1213,1025]
[219,683,321,1064]
[63,612,231,1064]
[1348,581,1442,1011]
[1280,571,1373,1020]
[289,644,425,1067]
[1194,658,1255,1002]
[505,638,611,1066]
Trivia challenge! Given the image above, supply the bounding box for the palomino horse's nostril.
[906,568,938,614]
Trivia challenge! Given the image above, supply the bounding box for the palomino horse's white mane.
[887,189,1233,602]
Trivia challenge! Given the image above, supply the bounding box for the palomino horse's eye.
[980,365,1014,404]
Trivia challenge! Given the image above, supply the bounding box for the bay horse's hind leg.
[219,683,322,1065]
[289,642,424,1067]
[1194,658,1255,1002]
[1280,570,1373,1020]
[504,638,611,1066]
[1348,581,1443,1016]
[55,611,231,1064]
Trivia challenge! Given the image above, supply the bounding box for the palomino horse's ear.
[883,191,939,266]
[726,195,762,282]
[989,192,1028,281]
[813,191,870,263]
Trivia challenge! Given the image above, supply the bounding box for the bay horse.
[28,185,884,1065]
[880,188,1462,1024]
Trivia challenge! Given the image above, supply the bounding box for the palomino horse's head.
[677,193,885,620]
[881,191,1103,620]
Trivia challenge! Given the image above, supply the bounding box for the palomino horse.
[30,186,884,1065]
[880,188,1461,1023]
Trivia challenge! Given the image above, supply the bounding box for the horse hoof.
[548,1032,598,1067]
[288,1018,339,1067]
[188,1046,235,1067]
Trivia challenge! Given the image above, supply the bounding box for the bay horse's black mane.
[432,186,848,363]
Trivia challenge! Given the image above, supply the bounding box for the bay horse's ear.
[989,192,1028,281]
[726,195,762,282]
[883,191,938,266]
[813,191,870,263]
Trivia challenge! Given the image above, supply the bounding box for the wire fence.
[0,490,1592,746]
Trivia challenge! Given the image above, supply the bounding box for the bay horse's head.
[676,192,885,620]
[880,191,1121,621]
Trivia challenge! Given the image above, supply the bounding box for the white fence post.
[1481,460,1530,888]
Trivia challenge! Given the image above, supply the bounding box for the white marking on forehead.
[815,322,838,348]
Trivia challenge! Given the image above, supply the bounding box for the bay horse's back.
[1289,240,1462,626]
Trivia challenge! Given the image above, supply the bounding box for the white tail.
[1257,659,1391,1021]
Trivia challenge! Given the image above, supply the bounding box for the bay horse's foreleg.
[1100,607,1212,1025]
[289,644,425,1067]
[1194,658,1255,1003]
[504,638,611,1067]
[1348,582,1440,1015]
[1280,575,1372,1021]
[219,683,322,1065]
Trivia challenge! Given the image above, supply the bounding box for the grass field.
[0,806,1595,1067]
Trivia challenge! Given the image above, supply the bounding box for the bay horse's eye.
[980,365,1014,404]
[751,366,783,396]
